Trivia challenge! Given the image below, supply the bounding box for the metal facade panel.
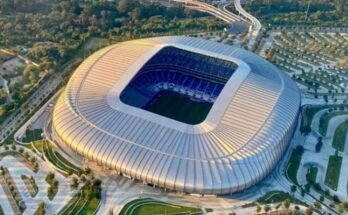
[51,36,301,194]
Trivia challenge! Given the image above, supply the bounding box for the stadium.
[51,36,300,194]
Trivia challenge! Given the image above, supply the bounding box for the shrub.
[333,195,340,203]
[71,177,79,189]
[18,147,24,153]
[283,199,291,209]
[33,163,39,173]
[316,139,323,152]
[93,179,102,187]
[306,206,313,215]
[291,185,297,193]
[9,185,15,192]
[84,167,92,175]
[314,183,322,191]
[35,202,45,215]
[47,187,54,197]
[264,205,271,212]
[296,145,304,155]
[24,152,30,159]
[80,175,86,182]
[302,126,311,135]
[45,172,55,184]
[343,201,348,209]
[314,200,321,209]
[30,157,36,164]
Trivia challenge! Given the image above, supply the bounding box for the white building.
[51,36,300,194]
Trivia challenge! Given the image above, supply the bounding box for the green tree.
[117,0,136,14]
[336,0,347,15]
[283,198,291,209]
[84,167,92,175]
[34,201,45,215]
[264,204,271,212]
[70,177,79,189]
[45,172,55,184]
[256,205,261,213]
[291,185,297,193]
[305,206,313,215]
[314,200,321,209]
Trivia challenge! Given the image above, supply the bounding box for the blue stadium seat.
[120,47,237,109]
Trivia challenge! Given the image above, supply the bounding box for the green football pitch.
[145,90,212,124]
[119,198,203,215]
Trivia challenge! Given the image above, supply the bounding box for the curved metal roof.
[52,36,300,194]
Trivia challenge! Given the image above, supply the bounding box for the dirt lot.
[0,57,25,76]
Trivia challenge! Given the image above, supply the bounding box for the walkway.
[298,107,348,200]
[336,124,348,199]
[233,0,262,48]
[0,147,75,215]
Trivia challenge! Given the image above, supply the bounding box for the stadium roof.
[52,36,301,194]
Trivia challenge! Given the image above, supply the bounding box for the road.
[171,0,249,24]
[232,0,262,49]
[14,88,63,142]
[0,146,76,215]
[233,0,261,35]
[268,119,337,214]
[0,69,64,144]
[173,0,261,48]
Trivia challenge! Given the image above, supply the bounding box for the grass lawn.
[257,191,303,204]
[58,185,101,215]
[23,129,43,143]
[30,140,48,153]
[325,155,343,191]
[301,105,348,132]
[74,37,109,58]
[47,180,58,201]
[15,66,24,73]
[43,140,82,175]
[302,106,327,129]
[21,175,38,197]
[242,191,306,208]
[319,111,348,137]
[332,120,348,152]
[58,192,82,215]
[145,90,212,125]
[78,198,100,215]
[119,198,203,215]
[0,50,13,63]
[306,166,318,184]
[286,149,303,185]
[33,203,45,215]
[54,151,82,175]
